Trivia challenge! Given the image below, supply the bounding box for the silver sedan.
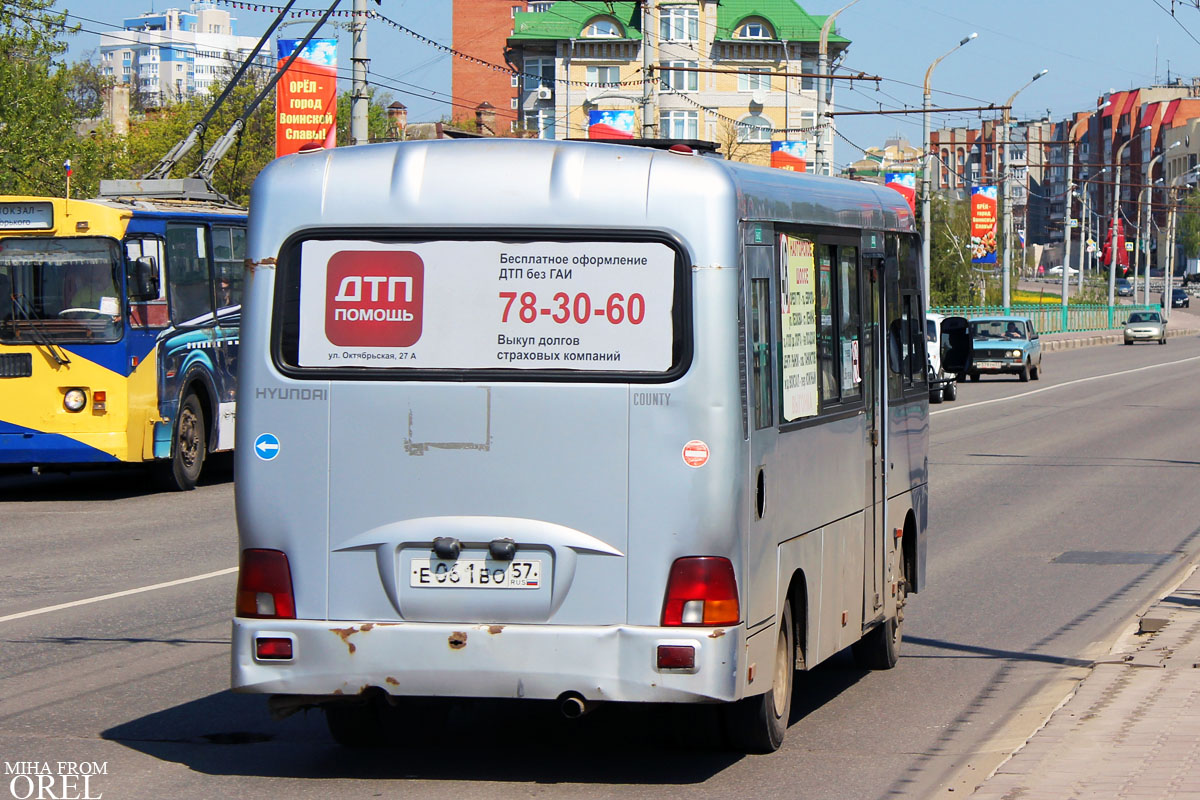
[1123,310,1166,345]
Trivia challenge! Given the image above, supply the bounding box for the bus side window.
[839,246,861,399]
[817,246,838,405]
[213,226,245,308]
[166,223,213,325]
[906,295,926,388]
[749,278,773,429]
[125,238,168,328]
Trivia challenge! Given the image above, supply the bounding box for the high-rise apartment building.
[99,4,261,107]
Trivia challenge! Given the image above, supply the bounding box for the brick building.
[451,0,550,130]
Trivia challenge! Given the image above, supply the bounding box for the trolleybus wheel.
[723,600,793,753]
[157,392,205,491]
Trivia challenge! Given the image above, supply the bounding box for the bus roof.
[250,138,914,243]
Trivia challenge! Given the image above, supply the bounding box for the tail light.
[661,556,740,626]
[236,549,296,619]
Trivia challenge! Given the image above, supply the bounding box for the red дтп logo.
[325,250,424,347]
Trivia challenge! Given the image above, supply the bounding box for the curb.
[1041,327,1200,352]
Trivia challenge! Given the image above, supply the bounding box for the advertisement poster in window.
[969,186,998,264]
[276,38,338,157]
[588,110,635,140]
[770,141,807,172]
[779,234,817,420]
[296,240,676,372]
[884,172,917,214]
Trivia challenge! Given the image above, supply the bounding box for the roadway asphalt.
[954,303,1200,799]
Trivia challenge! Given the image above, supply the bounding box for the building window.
[528,1,553,10]
[735,17,773,39]
[586,65,620,87]
[801,58,816,92]
[659,60,698,92]
[511,72,519,87]
[583,17,622,38]
[660,109,698,139]
[659,6,698,42]
[525,107,556,139]
[738,68,770,92]
[510,97,518,109]
[737,113,773,142]
[523,56,554,90]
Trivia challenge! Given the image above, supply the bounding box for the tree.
[1175,187,1200,264]
[335,87,396,144]
[0,1,124,197]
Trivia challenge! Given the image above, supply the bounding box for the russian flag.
[63,159,72,177]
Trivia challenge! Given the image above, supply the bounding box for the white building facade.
[99,4,262,107]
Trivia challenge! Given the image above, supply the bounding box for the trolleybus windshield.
[0,236,123,343]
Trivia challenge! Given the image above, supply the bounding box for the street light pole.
[1135,143,1175,305]
[1001,69,1047,312]
[350,0,369,145]
[1107,132,1142,317]
[1076,168,1107,294]
[814,0,862,176]
[1059,108,1102,328]
[921,32,977,307]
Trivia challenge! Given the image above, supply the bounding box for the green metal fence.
[930,304,1163,335]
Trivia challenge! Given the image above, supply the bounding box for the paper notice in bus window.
[296,239,677,371]
[780,234,817,420]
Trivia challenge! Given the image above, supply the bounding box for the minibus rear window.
[275,236,689,381]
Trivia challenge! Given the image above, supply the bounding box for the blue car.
[967,316,1042,382]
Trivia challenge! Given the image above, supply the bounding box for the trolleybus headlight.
[63,388,87,412]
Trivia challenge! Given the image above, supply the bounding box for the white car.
[1046,264,1079,277]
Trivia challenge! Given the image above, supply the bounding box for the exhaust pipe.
[558,692,594,719]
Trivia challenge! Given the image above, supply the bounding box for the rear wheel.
[723,601,793,753]
[969,372,980,382]
[154,391,205,491]
[852,551,906,670]
[943,381,957,401]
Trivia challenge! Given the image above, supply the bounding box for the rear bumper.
[232,617,743,704]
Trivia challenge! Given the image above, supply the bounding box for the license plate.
[977,361,1001,369]
[410,558,543,589]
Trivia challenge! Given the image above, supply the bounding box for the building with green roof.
[506,1,850,169]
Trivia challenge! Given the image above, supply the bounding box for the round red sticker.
[682,440,710,468]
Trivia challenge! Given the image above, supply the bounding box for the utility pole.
[1001,69,1047,312]
[641,0,655,137]
[351,0,369,145]
[814,0,861,176]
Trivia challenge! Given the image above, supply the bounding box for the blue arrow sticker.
[254,433,280,461]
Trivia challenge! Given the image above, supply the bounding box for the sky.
[55,0,1200,172]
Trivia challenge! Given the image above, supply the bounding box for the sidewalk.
[967,565,1200,799]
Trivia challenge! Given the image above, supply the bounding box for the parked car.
[1163,287,1190,308]
[926,313,972,403]
[1123,310,1166,345]
[1116,278,1133,297]
[1046,264,1079,277]
[966,316,1042,382]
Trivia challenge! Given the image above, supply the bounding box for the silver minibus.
[232,137,967,752]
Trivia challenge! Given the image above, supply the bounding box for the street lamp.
[1001,68,1048,311]
[1136,143,1177,305]
[1107,128,1148,316]
[1163,164,1200,320]
[1076,168,1107,293]
[921,32,977,307]
[1058,102,1106,327]
[814,0,863,176]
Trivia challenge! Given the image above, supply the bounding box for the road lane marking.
[932,354,1200,416]
[0,567,237,624]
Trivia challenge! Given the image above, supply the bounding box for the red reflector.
[237,549,296,619]
[255,637,293,660]
[93,391,106,402]
[657,644,695,669]
[661,556,740,626]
